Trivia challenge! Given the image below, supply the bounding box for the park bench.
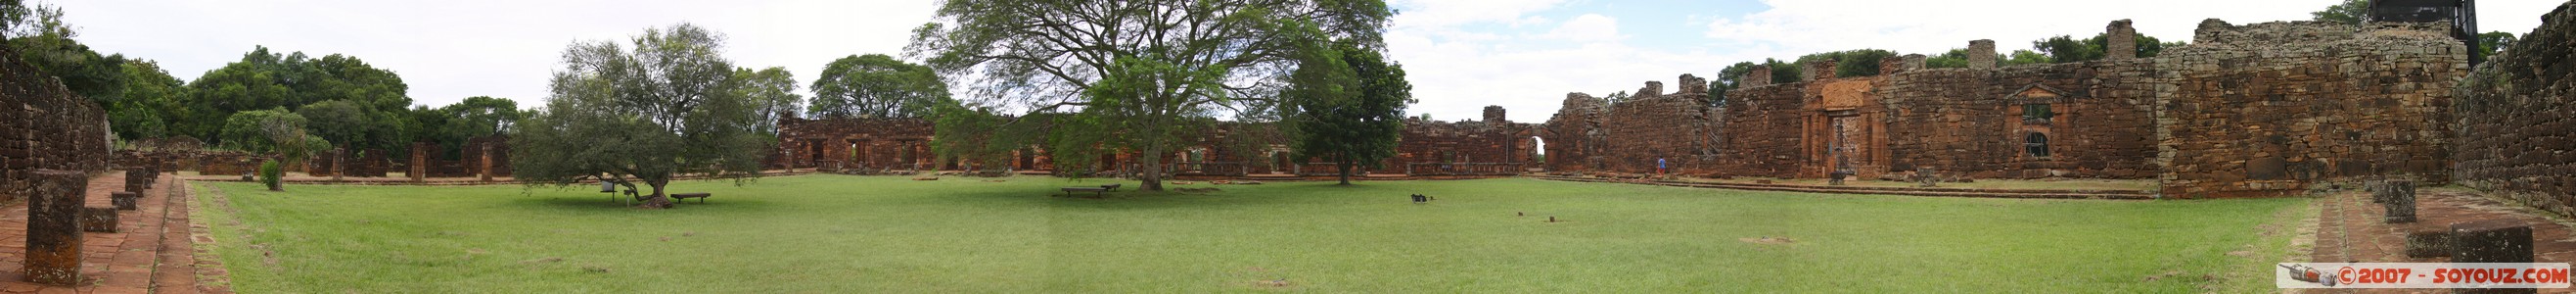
[1060,183,1125,198]
[670,192,713,204]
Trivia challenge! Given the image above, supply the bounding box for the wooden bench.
[1099,183,1123,191]
[670,192,713,204]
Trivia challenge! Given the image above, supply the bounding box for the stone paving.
[2309,187,2576,293]
[0,172,224,293]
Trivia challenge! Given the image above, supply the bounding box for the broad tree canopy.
[514,23,770,209]
[907,0,1396,191]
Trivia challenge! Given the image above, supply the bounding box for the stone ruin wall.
[2455,3,2576,216]
[1541,93,1610,172]
[775,118,937,171]
[1541,18,2469,198]
[1708,74,1809,178]
[2154,20,2464,198]
[1,46,113,203]
[1880,60,2160,180]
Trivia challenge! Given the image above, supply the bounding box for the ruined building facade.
[1545,19,2469,198]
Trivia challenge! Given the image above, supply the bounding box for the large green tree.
[1792,49,1898,78]
[2313,0,2370,25]
[2475,31,2517,59]
[513,24,770,209]
[183,47,415,152]
[1283,39,1410,185]
[2032,33,2185,63]
[908,0,1396,191]
[807,54,944,119]
[3,1,127,103]
[111,59,190,140]
[733,67,801,134]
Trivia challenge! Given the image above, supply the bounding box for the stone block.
[2406,229,2451,258]
[111,191,137,210]
[80,206,116,233]
[23,170,84,285]
[2448,220,2535,294]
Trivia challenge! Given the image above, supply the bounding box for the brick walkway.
[2310,187,2576,293]
[0,172,225,293]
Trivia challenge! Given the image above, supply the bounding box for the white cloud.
[1538,14,1625,42]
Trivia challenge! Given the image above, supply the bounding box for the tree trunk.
[1138,148,1165,191]
[640,179,673,209]
[1336,162,1353,185]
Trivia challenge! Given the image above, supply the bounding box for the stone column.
[1902,54,1927,71]
[80,206,115,232]
[1878,56,1908,75]
[2381,180,2417,223]
[1743,65,1771,87]
[1968,39,1998,70]
[2106,20,2138,60]
[125,169,147,193]
[111,191,138,210]
[331,147,346,181]
[23,170,85,285]
[410,142,428,182]
[479,144,495,182]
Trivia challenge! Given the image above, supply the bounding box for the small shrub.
[258,160,284,191]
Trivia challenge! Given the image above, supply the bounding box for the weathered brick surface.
[1,46,113,203]
[776,118,938,171]
[777,114,1534,175]
[2456,3,2576,217]
[2154,20,2462,198]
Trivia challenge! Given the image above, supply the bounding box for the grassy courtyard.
[190,174,2306,293]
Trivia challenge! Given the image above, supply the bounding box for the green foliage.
[808,54,943,119]
[733,67,801,134]
[219,108,315,155]
[2313,0,2370,25]
[1790,49,1897,78]
[182,46,414,152]
[2476,31,2517,58]
[909,0,1395,190]
[2033,33,2184,63]
[109,60,191,140]
[296,100,368,149]
[514,23,771,208]
[2002,50,2052,67]
[2,2,127,102]
[1283,37,1410,184]
[256,160,283,190]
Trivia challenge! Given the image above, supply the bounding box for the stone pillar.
[410,142,428,182]
[1483,106,1507,126]
[479,144,495,182]
[80,206,115,232]
[1968,39,1998,70]
[2448,220,2534,294]
[23,170,84,285]
[124,169,147,193]
[1743,65,1772,87]
[2106,20,2138,60]
[1902,54,1926,71]
[1803,59,1838,81]
[331,147,346,181]
[2381,180,2417,223]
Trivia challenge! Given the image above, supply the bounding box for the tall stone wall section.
[1709,80,1810,178]
[1541,93,1610,172]
[2154,20,2464,198]
[2455,3,2576,216]
[1,47,113,203]
[1596,75,1724,173]
[1879,61,2159,179]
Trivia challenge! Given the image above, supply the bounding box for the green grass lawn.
[191,174,2305,293]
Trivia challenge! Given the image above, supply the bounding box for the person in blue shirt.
[1657,158,1667,174]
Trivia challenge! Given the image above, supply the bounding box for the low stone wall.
[2455,3,2576,216]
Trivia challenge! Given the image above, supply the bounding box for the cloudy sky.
[54,0,2567,122]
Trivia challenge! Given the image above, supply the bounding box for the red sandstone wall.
[2154,21,2463,198]
[2455,3,2576,216]
[1,47,113,202]
[1710,81,1809,178]
[1878,62,2158,179]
